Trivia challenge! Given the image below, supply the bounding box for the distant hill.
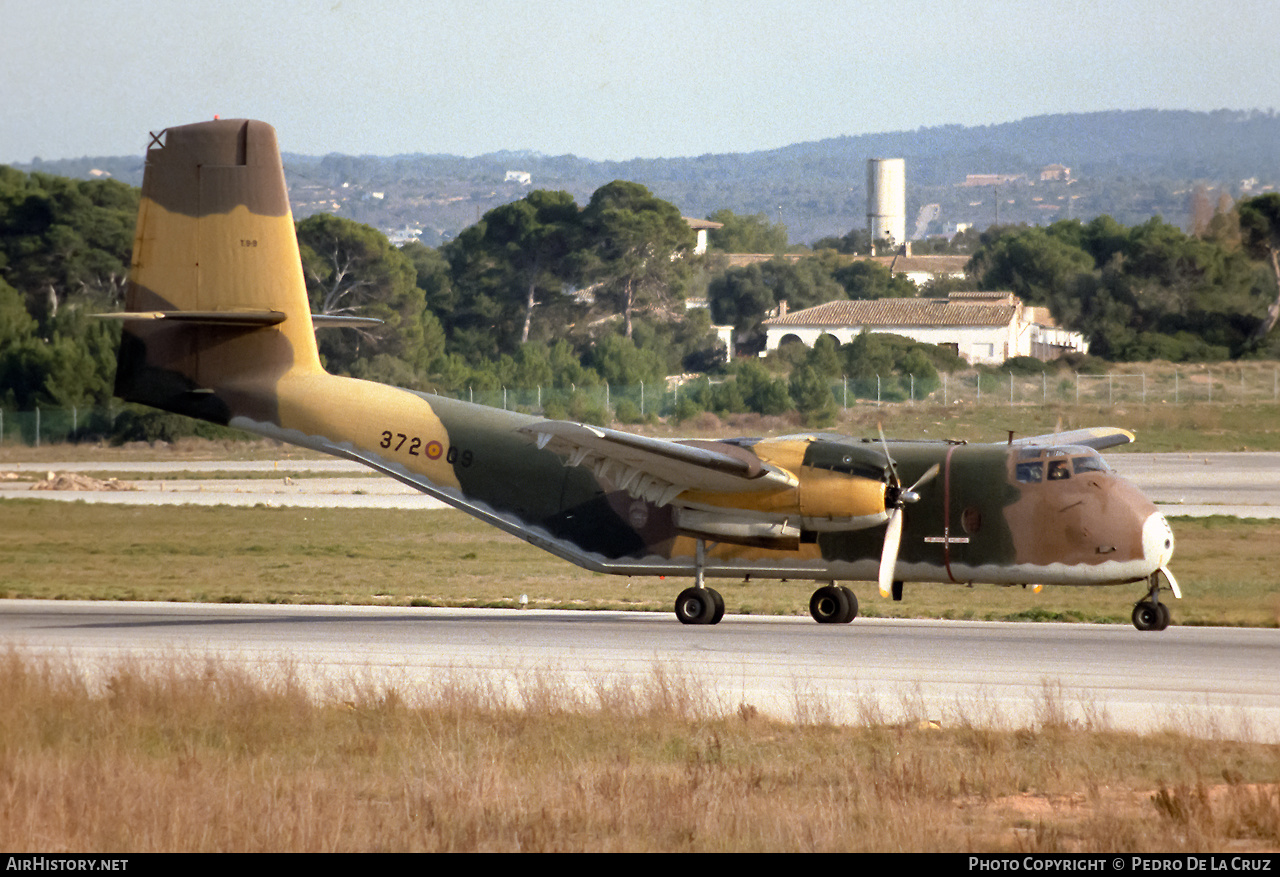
[15,109,1279,247]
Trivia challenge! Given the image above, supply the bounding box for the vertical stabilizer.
[115,118,322,424]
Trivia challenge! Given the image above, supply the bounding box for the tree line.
[2,163,1279,439]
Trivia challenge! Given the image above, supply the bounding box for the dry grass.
[1,651,1276,853]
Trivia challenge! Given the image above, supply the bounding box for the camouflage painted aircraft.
[105,119,1180,631]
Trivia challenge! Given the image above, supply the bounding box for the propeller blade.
[877,422,900,490]
[878,507,903,598]
[875,431,930,598]
[899,463,940,503]
[1160,566,1182,599]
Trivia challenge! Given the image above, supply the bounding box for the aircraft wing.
[517,420,799,507]
[1009,427,1136,450]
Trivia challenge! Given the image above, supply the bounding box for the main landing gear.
[670,540,860,626]
[674,538,725,625]
[1132,572,1173,631]
[809,583,858,624]
[674,586,725,625]
[674,582,860,626]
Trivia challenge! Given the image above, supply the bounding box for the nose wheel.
[1132,600,1171,631]
[1132,572,1174,631]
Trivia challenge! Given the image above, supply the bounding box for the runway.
[3,452,1278,516]
[2,600,1277,741]
[0,459,446,509]
[3,453,1277,741]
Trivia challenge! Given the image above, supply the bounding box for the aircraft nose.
[1142,511,1175,569]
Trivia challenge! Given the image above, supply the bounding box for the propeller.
[878,505,905,598]
[876,423,939,597]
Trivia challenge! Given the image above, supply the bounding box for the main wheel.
[675,587,717,625]
[839,586,859,622]
[709,588,726,624]
[810,585,851,624]
[1132,601,1160,631]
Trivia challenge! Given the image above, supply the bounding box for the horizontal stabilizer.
[310,314,385,328]
[97,310,286,326]
[98,311,382,330]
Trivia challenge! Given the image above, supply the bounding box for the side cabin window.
[1014,445,1111,484]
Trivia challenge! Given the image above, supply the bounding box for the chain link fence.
[0,406,107,447]
[3,366,1277,446]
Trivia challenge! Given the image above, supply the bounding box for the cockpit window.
[1071,452,1110,475]
[1015,461,1044,483]
[1014,445,1111,483]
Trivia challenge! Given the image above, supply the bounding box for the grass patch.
[1,500,1277,626]
[0,437,329,464]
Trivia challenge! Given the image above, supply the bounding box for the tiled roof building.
[761,292,1088,364]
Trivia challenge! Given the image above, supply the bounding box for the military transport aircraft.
[103,119,1179,631]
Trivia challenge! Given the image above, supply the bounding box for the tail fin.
[113,118,322,425]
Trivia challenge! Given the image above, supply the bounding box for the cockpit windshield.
[1013,445,1111,484]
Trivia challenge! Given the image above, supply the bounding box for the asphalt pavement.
[2,453,1277,516]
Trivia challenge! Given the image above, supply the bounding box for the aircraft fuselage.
[233,376,1172,591]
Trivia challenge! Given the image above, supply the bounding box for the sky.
[5,0,1280,164]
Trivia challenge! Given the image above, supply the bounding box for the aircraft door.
[934,444,1017,582]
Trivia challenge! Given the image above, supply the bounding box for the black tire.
[891,580,904,602]
[839,586,859,623]
[1156,602,1171,631]
[810,585,850,624]
[1132,602,1160,631]
[709,588,725,624]
[675,587,715,625]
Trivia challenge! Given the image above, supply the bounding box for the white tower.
[867,158,906,255]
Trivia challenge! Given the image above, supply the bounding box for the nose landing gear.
[1132,571,1174,631]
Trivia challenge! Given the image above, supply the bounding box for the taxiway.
[3,452,1279,516]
